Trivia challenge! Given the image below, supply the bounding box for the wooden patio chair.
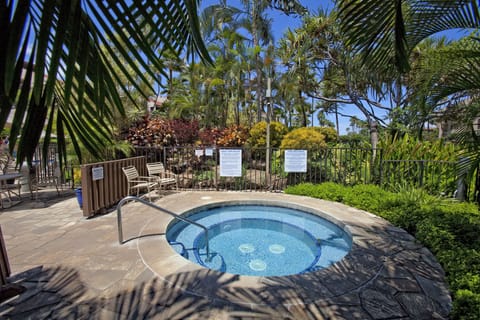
[122,166,158,201]
[146,162,178,191]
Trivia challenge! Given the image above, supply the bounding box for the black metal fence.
[379,159,459,196]
[134,146,463,198]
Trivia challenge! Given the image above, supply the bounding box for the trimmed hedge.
[285,183,480,320]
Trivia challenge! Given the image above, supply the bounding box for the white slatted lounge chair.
[146,162,178,191]
[122,166,158,201]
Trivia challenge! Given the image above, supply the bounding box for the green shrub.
[451,290,480,320]
[375,133,459,196]
[193,170,215,183]
[457,274,480,294]
[285,182,346,202]
[393,182,440,206]
[377,132,458,162]
[420,203,480,249]
[342,184,393,213]
[416,221,457,251]
[285,182,480,319]
[437,248,480,287]
[280,127,327,150]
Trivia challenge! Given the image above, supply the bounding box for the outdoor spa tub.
[165,203,352,276]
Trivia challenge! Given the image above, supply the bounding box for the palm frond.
[410,0,480,41]
[337,0,480,73]
[427,37,480,106]
[1,0,211,164]
[337,0,409,72]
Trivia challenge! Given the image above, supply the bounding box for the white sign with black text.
[220,149,242,177]
[92,166,104,181]
[195,149,204,157]
[284,150,307,173]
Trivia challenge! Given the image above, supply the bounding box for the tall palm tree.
[277,29,315,127]
[161,49,184,99]
[199,0,289,127]
[238,0,275,122]
[1,0,210,165]
[199,3,251,128]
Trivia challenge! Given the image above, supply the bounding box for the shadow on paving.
[0,195,451,319]
[1,189,77,212]
[0,266,334,319]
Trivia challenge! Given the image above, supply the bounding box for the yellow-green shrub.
[315,127,338,144]
[280,127,327,150]
[247,121,288,148]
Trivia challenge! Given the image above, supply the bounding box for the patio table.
[0,173,23,209]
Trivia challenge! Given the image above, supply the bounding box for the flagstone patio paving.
[0,190,451,319]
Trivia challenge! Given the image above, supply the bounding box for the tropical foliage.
[336,0,480,73]
[285,182,480,319]
[216,125,249,147]
[1,0,210,166]
[3,1,480,317]
[375,134,460,197]
[378,133,458,162]
[335,1,480,138]
[2,1,479,164]
[126,118,200,147]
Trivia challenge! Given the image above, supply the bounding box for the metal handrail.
[116,196,210,259]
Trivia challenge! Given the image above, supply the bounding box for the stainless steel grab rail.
[116,196,210,260]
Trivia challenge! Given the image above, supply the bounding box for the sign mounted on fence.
[205,148,214,156]
[284,150,307,173]
[220,149,242,177]
[195,149,204,157]
[92,166,104,180]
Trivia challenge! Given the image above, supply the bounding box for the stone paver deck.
[0,191,451,319]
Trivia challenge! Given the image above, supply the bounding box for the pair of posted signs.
[218,149,307,177]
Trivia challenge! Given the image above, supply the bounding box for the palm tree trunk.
[255,56,263,122]
[369,119,379,158]
[335,104,340,136]
[251,2,264,123]
[299,89,307,127]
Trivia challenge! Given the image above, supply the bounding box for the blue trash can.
[75,188,83,209]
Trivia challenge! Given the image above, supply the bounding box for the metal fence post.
[377,148,383,186]
[419,160,425,187]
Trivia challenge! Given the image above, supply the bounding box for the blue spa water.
[166,205,351,276]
